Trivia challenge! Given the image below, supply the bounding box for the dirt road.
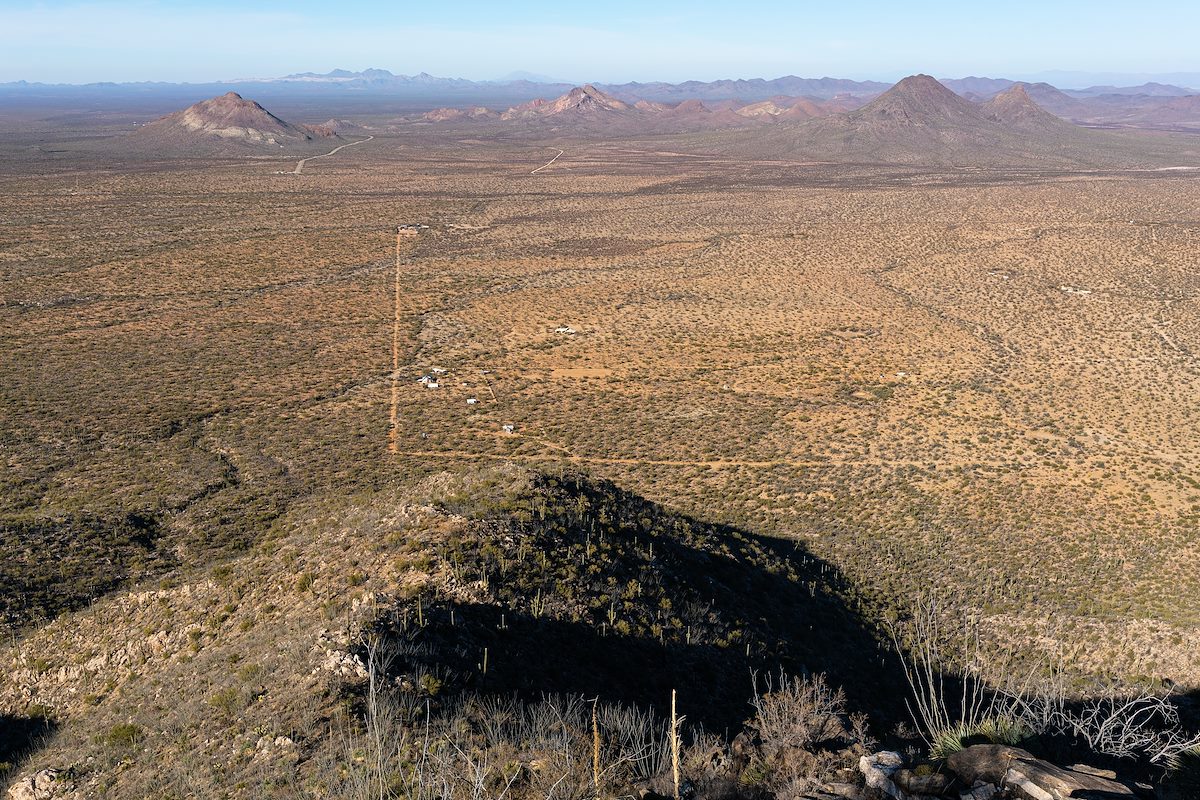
[530,148,564,174]
[291,135,374,175]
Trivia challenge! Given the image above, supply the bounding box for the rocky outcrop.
[946,745,1137,800]
[5,769,76,800]
[860,751,905,798]
[946,745,1030,786]
[1002,758,1135,800]
[861,745,1144,800]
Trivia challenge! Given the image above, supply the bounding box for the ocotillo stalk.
[592,698,601,798]
[671,690,681,800]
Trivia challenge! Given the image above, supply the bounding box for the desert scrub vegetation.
[6,144,1200,693]
[6,142,1200,792]
[397,465,905,729]
[329,677,675,800]
[326,635,868,800]
[742,671,874,797]
[0,512,174,632]
[888,593,1200,767]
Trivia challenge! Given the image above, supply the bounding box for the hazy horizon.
[4,66,1200,93]
[1,0,1198,87]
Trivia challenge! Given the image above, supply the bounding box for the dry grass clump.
[743,671,874,797]
[326,646,864,800]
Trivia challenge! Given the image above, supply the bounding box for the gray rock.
[1003,759,1136,800]
[859,752,905,799]
[894,768,950,796]
[959,783,997,800]
[947,745,1139,800]
[1067,764,1118,780]
[6,769,64,800]
[947,745,1035,786]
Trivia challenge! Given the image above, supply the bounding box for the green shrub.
[105,723,143,747]
[210,686,244,717]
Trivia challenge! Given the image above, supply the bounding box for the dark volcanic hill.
[851,73,984,126]
[132,92,326,154]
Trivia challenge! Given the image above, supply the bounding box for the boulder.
[894,768,951,796]
[959,783,997,800]
[859,751,904,799]
[6,769,63,800]
[1003,759,1135,800]
[947,745,1034,786]
[947,745,1138,800]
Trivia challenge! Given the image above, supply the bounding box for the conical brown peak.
[1007,83,1033,100]
[890,74,957,97]
[221,91,245,101]
[992,83,1035,104]
[858,73,977,121]
[978,82,1069,130]
[580,84,616,101]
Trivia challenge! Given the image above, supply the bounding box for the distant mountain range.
[121,75,1200,169]
[3,68,1196,108]
[4,67,1196,96]
[6,68,1199,138]
[220,69,895,102]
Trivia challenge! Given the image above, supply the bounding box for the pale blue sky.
[2,0,1198,85]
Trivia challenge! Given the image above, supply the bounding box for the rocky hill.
[979,83,1076,132]
[698,74,1200,167]
[3,466,1197,798]
[129,92,334,154]
[501,84,631,120]
[0,465,907,797]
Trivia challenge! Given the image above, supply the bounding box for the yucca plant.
[929,716,1031,760]
[1164,745,1200,800]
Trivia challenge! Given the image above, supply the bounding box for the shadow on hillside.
[0,714,56,776]
[1173,687,1200,732]
[366,469,911,735]
[0,511,173,634]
